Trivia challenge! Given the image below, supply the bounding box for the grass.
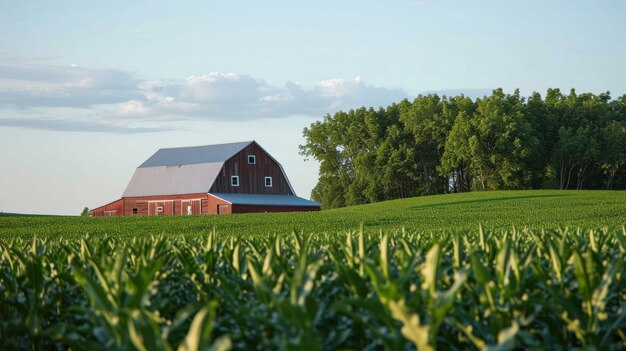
[1,190,626,350]
[0,190,624,239]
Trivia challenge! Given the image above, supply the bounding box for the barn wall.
[93,195,319,216]
[91,198,125,217]
[232,204,320,214]
[207,194,232,215]
[123,193,209,216]
[210,142,294,195]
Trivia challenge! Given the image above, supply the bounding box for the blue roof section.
[210,193,320,207]
[139,141,252,168]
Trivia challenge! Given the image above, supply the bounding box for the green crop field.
[1,190,625,240]
[1,190,626,350]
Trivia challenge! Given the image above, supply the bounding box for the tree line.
[300,88,626,208]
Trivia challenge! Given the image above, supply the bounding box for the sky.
[0,0,625,215]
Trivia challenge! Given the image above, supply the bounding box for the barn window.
[231,175,239,187]
[156,206,163,213]
[265,176,273,187]
[248,155,256,164]
[132,208,138,214]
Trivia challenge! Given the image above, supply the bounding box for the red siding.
[94,196,207,217]
[122,193,209,216]
[207,194,232,214]
[210,142,293,195]
[91,198,125,217]
[92,195,319,216]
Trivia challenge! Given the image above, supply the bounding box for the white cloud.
[0,63,409,132]
[0,116,169,134]
[117,100,147,115]
[180,73,274,103]
[121,73,408,121]
[0,62,142,108]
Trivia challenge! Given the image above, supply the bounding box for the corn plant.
[1,226,626,350]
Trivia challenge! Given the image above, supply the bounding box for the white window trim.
[264,176,273,187]
[248,155,256,164]
[231,175,240,187]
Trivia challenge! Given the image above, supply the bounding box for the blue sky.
[0,0,624,214]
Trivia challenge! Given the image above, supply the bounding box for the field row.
[2,191,626,240]
[1,226,625,350]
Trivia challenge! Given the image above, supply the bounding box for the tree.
[460,89,537,190]
[400,94,471,194]
[440,111,474,192]
[81,207,90,217]
[600,121,626,189]
[301,88,626,209]
[374,125,420,199]
[552,126,578,190]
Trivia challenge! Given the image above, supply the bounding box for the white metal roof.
[139,141,252,168]
[121,140,297,197]
[123,162,224,197]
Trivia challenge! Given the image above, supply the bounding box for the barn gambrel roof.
[138,141,252,168]
[122,141,295,197]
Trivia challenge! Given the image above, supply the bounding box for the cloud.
[0,63,409,132]
[0,62,142,108]
[120,73,409,121]
[0,117,170,134]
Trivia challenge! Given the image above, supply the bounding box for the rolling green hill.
[1,190,624,239]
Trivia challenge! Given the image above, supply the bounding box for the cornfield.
[1,226,625,350]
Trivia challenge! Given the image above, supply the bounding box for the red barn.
[90,141,320,216]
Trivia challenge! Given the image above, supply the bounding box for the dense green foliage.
[301,89,626,208]
[2,227,626,350]
[1,191,625,350]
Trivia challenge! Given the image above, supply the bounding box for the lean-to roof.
[210,193,320,207]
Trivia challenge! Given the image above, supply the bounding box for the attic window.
[264,176,273,187]
[231,175,239,187]
[248,155,256,164]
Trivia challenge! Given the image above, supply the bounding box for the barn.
[90,141,320,216]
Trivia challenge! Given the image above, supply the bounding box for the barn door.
[181,200,192,215]
[164,201,174,216]
[151,202,163,216]
[191,199,202,215]
[148,202,156,216]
